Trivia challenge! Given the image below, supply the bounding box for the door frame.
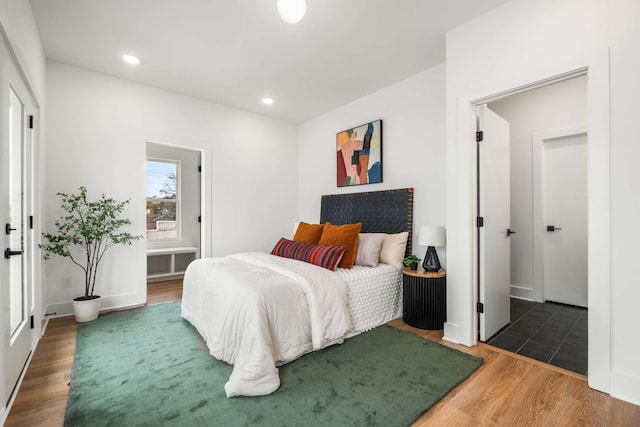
[446,47,610,394]
[145,140,205,257]
[532,125,587,304]
[0,24,43,422]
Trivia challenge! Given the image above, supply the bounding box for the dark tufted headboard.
[320,188,414,257]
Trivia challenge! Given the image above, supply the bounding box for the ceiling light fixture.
[262,97,275,105]
[277,0,306,24]
[122,54,141,65]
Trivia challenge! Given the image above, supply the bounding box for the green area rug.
[65,302,482,427]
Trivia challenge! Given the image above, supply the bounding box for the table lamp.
[418,226,445,272]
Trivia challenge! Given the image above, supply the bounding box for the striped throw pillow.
[271,238,347,271]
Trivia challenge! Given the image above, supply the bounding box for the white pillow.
[379,232,409,269]
[355,233,385,267]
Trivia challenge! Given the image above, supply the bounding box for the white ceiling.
[30,0,510,123]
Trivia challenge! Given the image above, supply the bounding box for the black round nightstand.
[402,267,447,330]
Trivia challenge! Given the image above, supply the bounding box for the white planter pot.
[72,296,102,323]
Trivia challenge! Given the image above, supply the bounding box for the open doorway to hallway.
[487,299,587,375]
[478,75,588,376]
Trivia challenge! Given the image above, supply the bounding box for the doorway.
[538,131,588,307]
[477,76,589,375]
[145,142,202,285]
[1,40,39,405]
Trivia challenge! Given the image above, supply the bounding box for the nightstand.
[402,267,446,330]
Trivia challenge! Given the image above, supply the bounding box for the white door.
[543,135,588,307]
[478,105,511,342]
[2,44,35,405]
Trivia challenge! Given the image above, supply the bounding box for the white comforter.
[180,252,352,397]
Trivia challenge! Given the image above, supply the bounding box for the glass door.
[2,44,34,405]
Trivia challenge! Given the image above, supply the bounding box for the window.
[146,159,179,241]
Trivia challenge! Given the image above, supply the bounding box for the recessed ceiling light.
[122,54,140,65]
[262,97,275,105]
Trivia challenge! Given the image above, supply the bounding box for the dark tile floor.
[486,298,588,375]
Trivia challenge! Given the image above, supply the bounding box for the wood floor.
[6,279,640,426]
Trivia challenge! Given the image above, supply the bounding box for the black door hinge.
[477,303,484,313]
[197,165,202,172]
[30,315,34,329]
[477,217,484,227]
[197,216,201,223]
[29,216,34,229]
[476,131,483,142]
[28,115,34,129]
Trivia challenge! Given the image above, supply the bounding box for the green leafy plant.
[403,255,421,266]
[39,186,143,300]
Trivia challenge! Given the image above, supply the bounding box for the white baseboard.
[443,322,473,347]
[45,292,142,318]
[510,284,539,302]
[611,370,640,406]
[510,295,532,302]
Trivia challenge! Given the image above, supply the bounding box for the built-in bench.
[146,246,198,280]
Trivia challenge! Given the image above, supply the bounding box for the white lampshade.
[277,0,306,24]
[418,226,445,247]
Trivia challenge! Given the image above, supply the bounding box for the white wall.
[298,64,446,262]
[445,0,640,405]
[0,0,45,100]
[44,61,298,316]
[488,76,587,301]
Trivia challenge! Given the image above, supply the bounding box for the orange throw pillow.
[293,222,325,244]
[318,222,362,269]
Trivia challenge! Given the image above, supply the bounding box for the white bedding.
[181,252,352,397]
[338,264,403,337]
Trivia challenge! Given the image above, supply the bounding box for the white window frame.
[146,157,181,242]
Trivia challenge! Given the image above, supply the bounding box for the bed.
[181,188,414,397]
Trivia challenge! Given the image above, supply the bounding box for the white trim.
[45,292,139,318]
[0,23,42,108]
[0,31,43,414]
[611,370,640,407]
[532,125,587,304]
[146,139,202,153]
[472,68,587,107]
[510,284,536,301]
[145,140,206,259]
[146,246,198,255]
[146,157,181,243]
[584,48,611,394]
[447,47,611,393]
[443,96,477,347]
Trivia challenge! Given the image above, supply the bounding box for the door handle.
[507,228,516,236]
[4,249,23,259]
[546,225,562,232]
[5,223,16,235]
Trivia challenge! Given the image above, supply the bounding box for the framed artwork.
[336,119,382,187]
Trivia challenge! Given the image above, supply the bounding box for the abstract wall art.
[336,119,382,187]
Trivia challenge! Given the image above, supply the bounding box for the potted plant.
[403,255,421,271]
[39,186,142,322]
